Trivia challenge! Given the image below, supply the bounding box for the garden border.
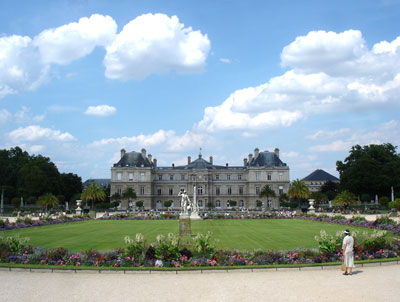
[0,258,398,274]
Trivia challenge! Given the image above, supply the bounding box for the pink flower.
[40,260,46,265]
[76,262,81,266]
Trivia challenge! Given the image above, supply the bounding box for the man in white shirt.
[342,229,355,275]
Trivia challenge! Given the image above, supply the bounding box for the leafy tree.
[379,196,390,208]
[81,183,106,210]
[389,198,400,210]
[164,200,172,208]
[37,193,59,211]
[310,191,328,204]
[259,185,276,209]
[111,192,121,202]
[122,188,137,205]
[332,190,359,207]
[60,173,82,202]
[136,201,144,208]
[361,194,371,203]
[229,200,237,207]
[206,201,214,210]
[320,181,339,200]
[256,200,262,208]
[336,143,400,198]
[288,179,310,208]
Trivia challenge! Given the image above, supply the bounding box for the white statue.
[179,190,191,216]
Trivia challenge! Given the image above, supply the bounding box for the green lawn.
[0,219,373,252]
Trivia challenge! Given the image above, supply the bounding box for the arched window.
[216,200,221,208]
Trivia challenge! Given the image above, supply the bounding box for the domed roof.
[114,151,153,167]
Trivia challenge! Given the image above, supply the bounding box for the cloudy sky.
[1,0,400,181]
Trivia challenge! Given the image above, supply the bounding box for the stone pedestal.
[190,212,201,220]
[179,216,191,237]
[75,207,82,215]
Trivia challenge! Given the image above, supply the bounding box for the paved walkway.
[1,263,399,301]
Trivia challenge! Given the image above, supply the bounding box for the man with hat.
[342,229,355,275]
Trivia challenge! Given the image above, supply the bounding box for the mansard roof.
[249,151,287,167]
[114,151,153,168]
[302,169,339,182]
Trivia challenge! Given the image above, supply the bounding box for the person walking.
[342,229,355,275]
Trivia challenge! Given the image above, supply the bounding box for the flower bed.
[0,215,92,231]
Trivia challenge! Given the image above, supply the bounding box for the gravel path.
[1,263,399,302]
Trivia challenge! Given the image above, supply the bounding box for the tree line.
[0,147,82,208]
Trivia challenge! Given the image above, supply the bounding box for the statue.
[178,190,191,216]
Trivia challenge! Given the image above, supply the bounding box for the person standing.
[342,229,355,275]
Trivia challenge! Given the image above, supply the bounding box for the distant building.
[302,169,339,193]
[110,148,290,210]
[83,179,110,188]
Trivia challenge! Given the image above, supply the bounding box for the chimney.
[141,148,146,158]
[248,153,253,162]
[209,156,213,165]
[187,156,191,165]
[120,149,126,159]
[226,163,229,167]
[274,148,280,158]
[172,163,175,168]
[148,154,152,162]
[244,158,248,166]
[153,158,157,167]
[254,148,259,158]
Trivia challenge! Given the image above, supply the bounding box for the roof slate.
[302,169,339,181]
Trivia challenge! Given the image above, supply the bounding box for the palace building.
[110,148,290,210]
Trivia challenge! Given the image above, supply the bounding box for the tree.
[111,192,121,203]
[164,200,172,208]
[136,201,144,208]
[259,185,276,209]
[229,200,237,207]
[256,200,262,208]
[206,201,214,210]
[389,198,400,210]
[122,188,137,206]
[336,143,400,198]
[310,191,328,204]
[288,179,310,208]
[379,196,390,208]
[320,181,339,200]
[81,183,106,211]
[37,193,59,211]
[332,190,359,208]
[60,173,82,202]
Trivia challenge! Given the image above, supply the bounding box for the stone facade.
[110,148,290,210]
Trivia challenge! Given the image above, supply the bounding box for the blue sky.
[1,0,400,181]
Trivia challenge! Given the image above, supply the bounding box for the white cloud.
[8,125,75,142]
[0,109,11,124]
[84,105,117,117]
[33,14,117,65]
[220,58,231,64]
[309,120,400,152]
[282,151,299,158]
[104,13,210,80]
[197,30,400,132]
[0,35,48,99]
[306,128,351,140]
[14,106,45,123]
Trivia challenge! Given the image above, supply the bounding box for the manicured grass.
[0,219,375,252]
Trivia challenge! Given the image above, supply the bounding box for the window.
[255,172,260,181]
[169,187,173,196]
[140,186,145,195]
[267,199,272,208]
[239,200,244,207]
[140,173,145,181]
[157,188,162,195]
[227,186,232,195]
[116,186,122,194]
[267,173,272,181]
[238,174,242,180]
[255,186,260,195]
[216,200,221,208]
[197,186,203,195]
[239,187,243,195]
[128,173,133,181]
[117,172,122,181]
[170,174,174,180]
[279,185,283,195]
[216,187,220,195]
[198,200,203,207]
[227,174,231,180]
[181,174,185,180]
[279,172,283,180]
[158,174,162,180]
[215,174,219,180]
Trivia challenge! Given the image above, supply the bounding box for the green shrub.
[314,230,342,254]
[389,198,400,210]
[0,235,30,253]
[123,233,147,262]
[154,233,180,264]
[331,214,346,220]
[350,216,366,222]
[374,216,396,225]
[379,196,390,208]
[192,231,218,258]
